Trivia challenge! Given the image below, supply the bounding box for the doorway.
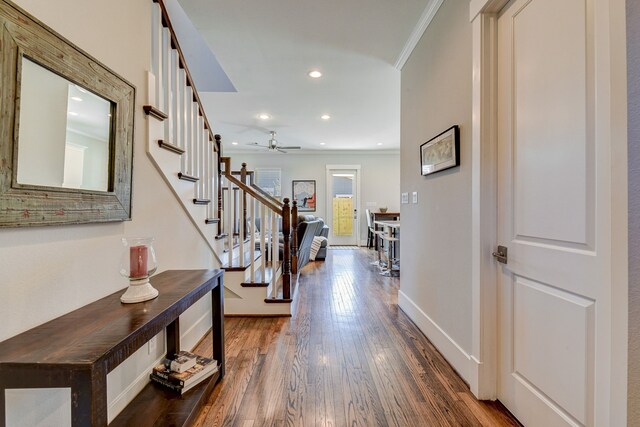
[326,165,360,246]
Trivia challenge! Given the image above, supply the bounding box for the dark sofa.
[255,214,330,271]
[297,215,329,260]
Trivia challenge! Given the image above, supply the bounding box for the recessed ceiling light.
[71,96,83,102]
[321,114,331,120]
[258,113,271,120]
[68,112,78,116]
[308,70,322,78]
[232,141,239,145]
[377,143,383,146]
[320,142,326,146]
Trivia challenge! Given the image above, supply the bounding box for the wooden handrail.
[230,168,283,208]
[220,157,282,214]
[250,183,284,208]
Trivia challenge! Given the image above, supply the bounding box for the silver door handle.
[492,245,508,264]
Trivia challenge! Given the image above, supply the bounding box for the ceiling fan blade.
[247,142,269,148]
[276,148,288,153]
[277,146,301,150]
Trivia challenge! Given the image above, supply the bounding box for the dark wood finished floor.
[193,248,520,427]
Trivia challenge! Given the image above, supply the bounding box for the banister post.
[241,163,248,240]
[215,134,223,237]
[282,198,291,300]
[291,200,298,275]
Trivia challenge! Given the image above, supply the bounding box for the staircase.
[142,0,298,315]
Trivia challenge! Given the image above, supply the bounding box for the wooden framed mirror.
[0,0,135,227]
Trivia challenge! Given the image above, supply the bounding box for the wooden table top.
[372,212,400,218]
[374,220,401,228]
[0,269,223,368]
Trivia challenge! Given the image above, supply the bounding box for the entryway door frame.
[469,0,628,425]
[326,165,361,246]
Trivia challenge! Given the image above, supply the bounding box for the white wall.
[1,1,217,424]
[628,0,640,422]
[227,150,400,244]
[399,0,473,377]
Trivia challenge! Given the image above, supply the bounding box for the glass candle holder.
[119,237,159,303]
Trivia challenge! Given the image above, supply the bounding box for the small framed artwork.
[292,180,316,212]
[420,125,460,176]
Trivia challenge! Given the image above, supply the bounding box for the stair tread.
[241,262,282,286]
[264,273,298,303]
[221,249,262,271]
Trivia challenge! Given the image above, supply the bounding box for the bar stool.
[380,233,399,276]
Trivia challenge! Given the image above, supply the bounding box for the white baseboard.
[398,290,471,383]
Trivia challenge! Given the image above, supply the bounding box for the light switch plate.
[412,191,418,204]
[401,192,409,204]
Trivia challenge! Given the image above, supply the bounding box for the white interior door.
[327,168,359,245]
[496,0,609,425]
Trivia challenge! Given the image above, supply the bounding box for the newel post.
[282,198,291,300]
[241,163,248,240]
[291,200,298,275]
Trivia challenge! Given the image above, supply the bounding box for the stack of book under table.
[150,351,218,395]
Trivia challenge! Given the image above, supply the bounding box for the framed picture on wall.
[420,125,460,176]
[292,180,316,212]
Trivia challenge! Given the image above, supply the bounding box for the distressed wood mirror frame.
[0,0,135,227]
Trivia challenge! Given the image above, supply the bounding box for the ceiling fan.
[247,131,301,153]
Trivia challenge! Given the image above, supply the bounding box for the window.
[254,168,281,198]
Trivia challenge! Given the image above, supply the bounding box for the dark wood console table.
[0,269,224,427]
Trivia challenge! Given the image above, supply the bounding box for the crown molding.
[394,0,445,70]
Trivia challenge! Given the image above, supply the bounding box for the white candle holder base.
[120,278,159,304]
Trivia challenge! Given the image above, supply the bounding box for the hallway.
[193,248,520,426]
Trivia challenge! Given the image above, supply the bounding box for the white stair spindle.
[271,211,278,298]
[186,104,198,187]
[183,85,192,175]
[227,179,233,267]
[152,4,163,110]
[260,203,266,281]
[239,189,245,266]
[171,51,181,152]
[179,70,187,154]
[198,118,205,200]
[162,28,172,145]
[206,137,212,217]
[250,195,256,282]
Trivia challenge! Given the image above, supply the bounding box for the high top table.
[372,212,400,250]
[374,220,400,276]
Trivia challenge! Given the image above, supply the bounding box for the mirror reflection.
[16,57,113,192]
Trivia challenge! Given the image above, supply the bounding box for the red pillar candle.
[129,245,148,279]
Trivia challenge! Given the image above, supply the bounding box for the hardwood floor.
[193,248,520,427]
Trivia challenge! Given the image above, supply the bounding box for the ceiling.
[176,0,431,152]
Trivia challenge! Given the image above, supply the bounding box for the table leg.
[211,276,225,378]
[166,318,180,358]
